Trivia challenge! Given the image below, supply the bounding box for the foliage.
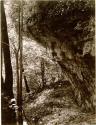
[26,0,95,57]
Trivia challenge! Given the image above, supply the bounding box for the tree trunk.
[1,1,16,125]
[22,67,30,93]
[24,75,30,93]
[57,58,94,112]
[41,58,46,88]
[1,1,14,98]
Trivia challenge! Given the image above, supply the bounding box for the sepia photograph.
[1,0,95,125]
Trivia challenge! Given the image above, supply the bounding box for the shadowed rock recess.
[25,0,95,111]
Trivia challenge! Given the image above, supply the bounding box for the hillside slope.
[23,85,95,125]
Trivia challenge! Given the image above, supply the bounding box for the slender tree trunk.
[17,1,23,124]
[41,58,46,88]
[16,53,20,104]
[24,75,30,93]
[22,67,30,93]
[1,1,14,98]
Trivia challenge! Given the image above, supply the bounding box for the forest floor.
[23,85,96,125]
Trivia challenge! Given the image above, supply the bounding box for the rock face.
[25,0,95,111]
